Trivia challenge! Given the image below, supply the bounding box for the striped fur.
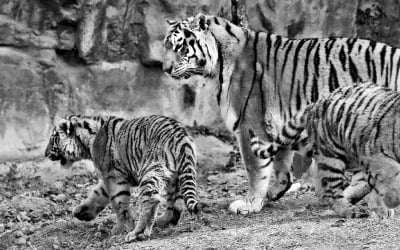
[45,114,205,242]
[250,83,400,218]
[163,13,400,214]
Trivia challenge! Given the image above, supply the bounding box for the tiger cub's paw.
[73,204,98,221]
[111,220,135,235]
[370,206,395,219]
[228,198,264,215]
[125,231,148,243]
[337,205,370,219]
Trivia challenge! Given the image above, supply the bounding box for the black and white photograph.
[1,0,400,249]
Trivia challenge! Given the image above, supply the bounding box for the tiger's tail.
[177,139,208,214]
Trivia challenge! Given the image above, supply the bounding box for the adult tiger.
[249,83,400,218]
[45,114,206,242]
[163,13,400,214]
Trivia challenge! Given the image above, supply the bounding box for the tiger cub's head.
[45,116,92,168]
[163,14,218,79]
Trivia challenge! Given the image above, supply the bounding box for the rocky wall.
[0,0,398,161]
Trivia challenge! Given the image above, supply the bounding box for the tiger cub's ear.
[197,13,208,31]
[57,118,78,136]
[166,19,177,26]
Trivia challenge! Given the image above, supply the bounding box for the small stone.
[15,230,24,238]
[54,194,67,202]
[15,237,26,245]
[0,224,5,233]
[53,181,64,189]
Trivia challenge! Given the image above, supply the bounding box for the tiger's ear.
[57,117,79,136]
[197,14,208,31]
[166,19,177,26]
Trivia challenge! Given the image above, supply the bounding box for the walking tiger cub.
[250,83,400,218]
[163,13,400,215]
[45,114,206,242]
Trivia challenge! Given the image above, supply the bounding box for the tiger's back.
[307,83,400,161]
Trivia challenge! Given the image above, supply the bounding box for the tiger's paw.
[72,204,98,221]
[228,198,264,215]
[125,231,147,243]
[370,206,395,219]
[334,205,370,219]
[111,220,135,236]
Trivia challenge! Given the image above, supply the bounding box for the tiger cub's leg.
[229,129,273,214]
[103,175,135,235]
[343,170,371,204]
[367,188,394,219]
[126,163,163,242]
[316,155,369,218]
[366,156,400,217]
[155,187,182,228]
[73,180,110,221]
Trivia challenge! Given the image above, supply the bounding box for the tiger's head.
[163,14,218,79]
[45,116,92,168]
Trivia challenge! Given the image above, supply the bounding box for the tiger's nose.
[163,65,172,74]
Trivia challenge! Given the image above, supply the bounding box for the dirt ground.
[1,133,400,250]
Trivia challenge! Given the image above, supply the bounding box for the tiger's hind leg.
[155,186,182,228]
[103,174,135,236]
[73,180,110,221]
[316,155,369,218]
[126,162,164,242]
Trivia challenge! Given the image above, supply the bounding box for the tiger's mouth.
[47,154,72,168]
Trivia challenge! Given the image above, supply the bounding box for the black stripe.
[100,187,109,198]
[110,191,130,201]
[303,39,317,103]
[280,41,293,81]
[348,56,360,82]
[328,63,339,92]
[216,41,224,105]
[225,23,240,42]
[347,38,356,54]
[266,34,272,70]
[365,48,372,78]
[325,38,336,62]
[290,40,307,114]
[380,45,386,72]
[339,45,347,71]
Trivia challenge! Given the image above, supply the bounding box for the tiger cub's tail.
[177,139,208,214]
[249,109,310,159]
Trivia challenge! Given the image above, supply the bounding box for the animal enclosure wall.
[0,0,397,160]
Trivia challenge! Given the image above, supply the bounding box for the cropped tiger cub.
[44,114,206,242]
[250,83,400,218]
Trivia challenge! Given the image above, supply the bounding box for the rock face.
[0,0,398,160]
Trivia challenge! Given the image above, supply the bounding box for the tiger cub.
[45,114,206,242]
[249,83,400,218]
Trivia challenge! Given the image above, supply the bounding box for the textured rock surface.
[0,0,398,160]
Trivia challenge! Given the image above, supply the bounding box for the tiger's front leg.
[103,174,135,236]
[73,180,110,221]
[228,129,273,214]
[316,155,369,218]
